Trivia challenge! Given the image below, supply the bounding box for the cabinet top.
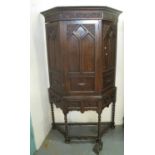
[41,6,122,23]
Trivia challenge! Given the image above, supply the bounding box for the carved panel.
[102,21,112,39]
[67,23,95,73]
[67,24,78,38]
[51,87,116,113]
[46,23,63,93]
[73,26,87,38]
[65,100,99,113]
[67,24,95,38]
[102,21,116,71]
[102,70,115,90]
[49,89,62,103]
[47,23,61,71]
[44,11,103,23]
[84,24,95,36]
[51,78,62,92]
[60,11,102,19]
[47,31,56,70]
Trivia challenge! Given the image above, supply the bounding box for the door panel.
[67,23,96,73]
[81,34,95,72]
[68,35,80,72]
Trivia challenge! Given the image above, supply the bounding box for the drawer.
[69,77,95,91]
[103,71,115,89]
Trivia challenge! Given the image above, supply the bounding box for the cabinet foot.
[111,122,115,129]
[65,138,70,144]
[93,141,103,154]
[52,123,56,129]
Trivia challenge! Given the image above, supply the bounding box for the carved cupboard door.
[102,21,117,90]
[61,20,102,94]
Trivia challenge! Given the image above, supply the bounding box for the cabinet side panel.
[46,22,63,93]
[102,21,117,91]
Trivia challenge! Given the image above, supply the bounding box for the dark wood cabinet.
[41,6,121,153]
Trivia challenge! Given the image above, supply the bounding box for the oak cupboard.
[41,6,122,153]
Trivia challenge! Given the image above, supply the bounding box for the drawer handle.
[104,46,107,50]
[78,82,86,86]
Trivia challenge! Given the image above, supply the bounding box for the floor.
[35,125,124,155]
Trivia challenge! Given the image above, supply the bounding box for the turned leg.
[51,102,56,129]
[97,112,101,143]
[64,112,70,143]
[111,101,116,128]
[97,112,103,149]
[93,111,103,154]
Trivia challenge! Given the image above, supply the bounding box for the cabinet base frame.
[52,122,114,154]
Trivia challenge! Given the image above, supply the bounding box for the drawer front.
[69,77,95,91]
[103,71,115,89]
